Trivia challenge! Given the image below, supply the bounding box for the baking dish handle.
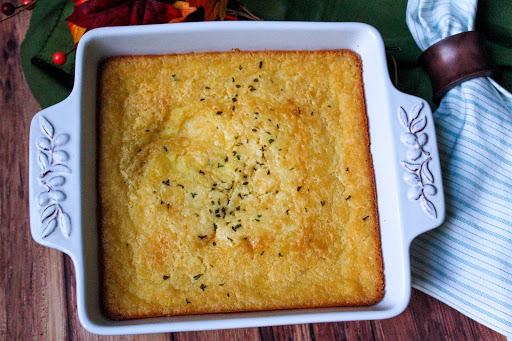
[392,90,446,243]
[29,98,81,257]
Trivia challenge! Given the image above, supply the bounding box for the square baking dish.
[29,22,445,335]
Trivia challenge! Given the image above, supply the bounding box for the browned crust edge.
[97,49,384,320]
[349,50,385,305]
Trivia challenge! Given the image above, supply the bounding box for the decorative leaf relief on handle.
[36,116,71,238]
[399,103,438,219]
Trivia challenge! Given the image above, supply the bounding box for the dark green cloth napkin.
[20,0,512,109]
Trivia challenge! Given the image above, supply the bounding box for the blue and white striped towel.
[406,0,512,337]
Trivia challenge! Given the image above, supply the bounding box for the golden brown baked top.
[98,50,383,320]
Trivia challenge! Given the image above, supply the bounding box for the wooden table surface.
[0,12,506,341]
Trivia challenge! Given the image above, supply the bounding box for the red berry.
[22,0,35,10]
[53,52,67,66]
[1,3,15,15]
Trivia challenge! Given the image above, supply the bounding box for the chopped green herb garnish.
[200,98,205,101]
[225,156,228,162]
[321,201,326,206]
[259,61,263,68]
[232,224,242,232]
[286,209,290,215]
[254,78,259,82]
[363,215,370,221]
[160,200,164,205]
[198,235,207,239]
[248,85,256,91]
[260,251,265,255]
[212,242,217,246]
[186,298,191,304]
[236,84,241,88]
[213,223,218,231]
[267,170,271,175]
[216,111,223,115]
[346,195,351,200]
[200,284,206,291]
[236,206,241,211]
[239,65,242,70]
[177,184,184,188]
[162,179,170,186]
[237,155,241,160]
[268,139,274,144]
[297,186,302,191]
[219,283,224,286]
[346,167,349,171]
[227,237,233,242]
[278,253,283,257]
[243,182,249,185]
[205,86,210,89]
[193,274,203,280]
[163,275,170,280]
[199,170,205,175]
[232,97,237,102]
[218,163,224,168]
[191,193,197,198]
[164,146,168,152]
[172,74,179,81]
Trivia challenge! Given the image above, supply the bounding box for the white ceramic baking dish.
[29,21,445,335]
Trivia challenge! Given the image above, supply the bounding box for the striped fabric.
[406,0,512,337]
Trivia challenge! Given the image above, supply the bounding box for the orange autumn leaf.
[188,0,228,21]
[68,22,87,45]
[169,1,198,23]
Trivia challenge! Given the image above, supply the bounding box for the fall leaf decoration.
[189,0,228,21]
[67,0,184,31]
[66,0,229,46]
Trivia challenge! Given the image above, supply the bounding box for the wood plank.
[372,289,506,341]
[312,321,375,341]
[268,323,312,341]
[173,327,260,341]
[0,13,69,341]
